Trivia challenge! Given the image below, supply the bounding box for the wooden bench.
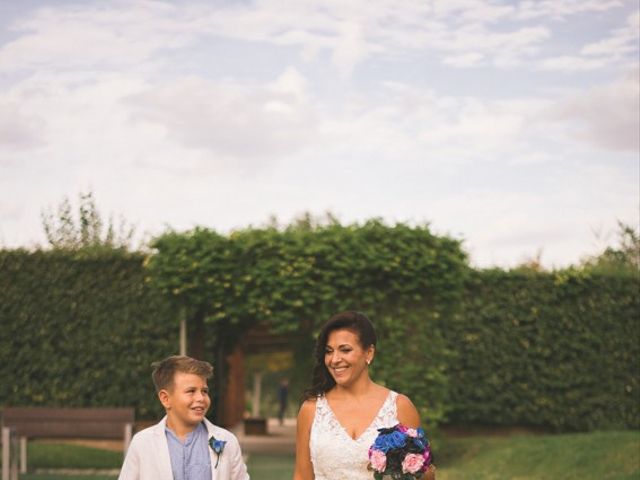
[1,407,134,479]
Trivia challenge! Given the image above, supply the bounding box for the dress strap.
[375,390,398,426]
[315,395,328,411]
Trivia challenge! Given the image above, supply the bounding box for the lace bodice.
[310,391,399,480]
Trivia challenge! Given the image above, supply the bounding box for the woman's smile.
[331,365,349,376]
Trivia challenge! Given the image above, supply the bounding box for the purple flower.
[423,447,432,466]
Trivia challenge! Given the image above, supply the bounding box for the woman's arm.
[292,399,316,480]
[396,393,421,429]
[396,394,436,480]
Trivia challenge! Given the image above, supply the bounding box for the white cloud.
[0,101,46,152]
[432,0,516,23]
[516,0,624,20]
[537,55,609,72]
[0,0,631,80]
[443,52,485,68]
[127,68,318,165]
[345,83,550,160]
[548,69,640,151]
[0,2,195,73]
[421,103,525,150]
[537,8,639,72]
[582,10,640,60]
[331,20,368,76]
[270,66,308,100]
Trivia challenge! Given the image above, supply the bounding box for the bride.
[293,311,436,480]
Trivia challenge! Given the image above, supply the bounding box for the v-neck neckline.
[323,390,393,442]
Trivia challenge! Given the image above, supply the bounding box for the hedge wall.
[0,249,178,418]
[444,269,640,431]
[1,248,638,432]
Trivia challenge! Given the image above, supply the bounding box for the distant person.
[277,378,289,425]
[118,355,249,480]
[293,311,436,480]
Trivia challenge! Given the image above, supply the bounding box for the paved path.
[233,417,296,455]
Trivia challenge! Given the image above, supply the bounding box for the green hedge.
[444,269,640,431]
[148,220,469,332]
[1,247,638,432]
[0,249,177,418]
[373,308,452,427]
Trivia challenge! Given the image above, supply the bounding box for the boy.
[118,355,250,480]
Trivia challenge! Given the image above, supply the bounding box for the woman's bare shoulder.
[298,397,318,419]
[395,392,416,409]
[395,392,421,427]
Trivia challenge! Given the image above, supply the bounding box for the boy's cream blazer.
[117,416,249,480]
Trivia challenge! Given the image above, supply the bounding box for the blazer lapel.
[153,417,175,480]
[205,420,219,480]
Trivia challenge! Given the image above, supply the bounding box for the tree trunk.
[213,341,226,425]
[187,309,206,360]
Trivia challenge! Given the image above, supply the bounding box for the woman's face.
[324,328,374,387]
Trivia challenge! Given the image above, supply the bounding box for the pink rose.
[369,449,387,472]
[402,453,426,474]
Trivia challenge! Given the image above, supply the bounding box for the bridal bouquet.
[368,424,433,479]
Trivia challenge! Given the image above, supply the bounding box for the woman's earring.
[366,359,371,366]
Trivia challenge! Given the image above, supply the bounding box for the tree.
[41,191,136,250]
[582,221,639,273]
[146,217,470,425]
[513,248,546,272]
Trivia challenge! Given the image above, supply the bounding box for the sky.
[0,0,638,268]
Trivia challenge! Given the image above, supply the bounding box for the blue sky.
[0,0,638,268]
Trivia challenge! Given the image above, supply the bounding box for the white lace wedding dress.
[310,390,399,480]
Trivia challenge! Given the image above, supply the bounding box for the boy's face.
[159,372,211,432]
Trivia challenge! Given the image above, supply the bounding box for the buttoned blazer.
[117,416,249,480]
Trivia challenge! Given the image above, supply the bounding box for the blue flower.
[208,435,227,468]
[373,430,407,453]
[413,436,427,451]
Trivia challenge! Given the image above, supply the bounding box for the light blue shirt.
[165,422,212,480]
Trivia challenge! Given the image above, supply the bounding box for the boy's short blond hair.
[151,355,213,392]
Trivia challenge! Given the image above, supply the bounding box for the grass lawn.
[246,452,294,479]
[434,430,640,480]
[21,476,115,480]
[26,443,122,469]
[8,430,639,479]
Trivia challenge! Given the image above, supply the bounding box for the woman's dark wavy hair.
[302,311,377,402]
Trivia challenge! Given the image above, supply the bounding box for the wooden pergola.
[222,322,294,427]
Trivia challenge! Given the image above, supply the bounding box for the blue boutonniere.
[208,435,227,468]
